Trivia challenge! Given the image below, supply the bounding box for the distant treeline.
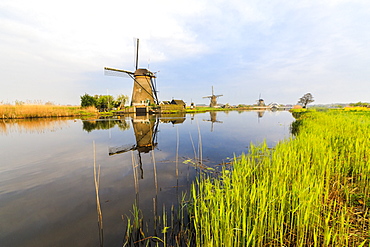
[349,101,370,107]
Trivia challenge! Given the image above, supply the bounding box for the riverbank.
[0,104,291,119]
[190,109,370,246]
[0,105,98,119]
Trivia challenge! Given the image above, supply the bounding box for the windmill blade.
[215,94,223,97]
[104,67,134,78]
[203,96,212,98]
[150,77,159,104]
[134,38,139,70]
[109,144,136,156]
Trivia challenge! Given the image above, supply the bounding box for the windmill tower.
[104,39,159,112]
[203,86,223,107]
[257,94,265,106]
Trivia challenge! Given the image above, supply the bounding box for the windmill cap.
[134,68,155,77]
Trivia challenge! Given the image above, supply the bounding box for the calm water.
[0,111,294,247]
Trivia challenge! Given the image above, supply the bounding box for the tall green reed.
[191,110,370,246]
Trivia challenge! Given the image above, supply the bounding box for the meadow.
[0,104,98,119]
[191,109,370,246]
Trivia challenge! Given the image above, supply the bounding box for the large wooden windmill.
[104,39,159,112]
[203,86,223,107]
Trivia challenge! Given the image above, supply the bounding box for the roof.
[171,99,186,105]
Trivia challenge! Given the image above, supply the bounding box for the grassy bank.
[0,105,98,119]
[191,110,370,246]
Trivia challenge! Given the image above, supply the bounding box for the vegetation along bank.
[190,109,369,246]
[0,105,98,119]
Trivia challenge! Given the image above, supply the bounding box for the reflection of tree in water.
[82,119,130,132]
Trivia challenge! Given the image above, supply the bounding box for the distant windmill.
[203,86,223,107]
[257,93,265,106]
[104,38,159,111]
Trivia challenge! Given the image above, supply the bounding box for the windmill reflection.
[109,114,159,179]
[203,111,223,132]
[83,114,187,179]
[257,110,265,119]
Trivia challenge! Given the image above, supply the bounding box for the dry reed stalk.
[93,141,103,230]
[151,150,158,194]
[131,151,139,195]
[176,126,179,178]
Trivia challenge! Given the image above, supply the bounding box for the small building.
[170,99,186,108]
[159,101,171,105]
[160,99,186,112]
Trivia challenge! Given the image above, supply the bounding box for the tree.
[95,95,114,111]
[113,94,129,109]
[80,93,96,107]
[349,101,370,107]
[298,93,314,108]
[81,93,130,111]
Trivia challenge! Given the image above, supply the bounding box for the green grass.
[191,110,370,246]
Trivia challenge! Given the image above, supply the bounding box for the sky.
[1,0,369,106]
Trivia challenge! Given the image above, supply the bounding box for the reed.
[93,141,104,246]
[0,104,98,119]
[191,110,370,246]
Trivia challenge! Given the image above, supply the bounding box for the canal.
[0,110,294,246]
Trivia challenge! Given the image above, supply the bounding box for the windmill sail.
[104,38,159,107]
[203,86,223,107]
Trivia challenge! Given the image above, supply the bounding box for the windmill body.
[203,86,223,107]
[104,39,158,112]
[131,69,156,106]
[257,94,265,106]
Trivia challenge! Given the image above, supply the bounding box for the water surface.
[0,111,294,246]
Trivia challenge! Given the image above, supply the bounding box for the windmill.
[203,86,223,107]
[104,38,159,112]
[257,93,265,106]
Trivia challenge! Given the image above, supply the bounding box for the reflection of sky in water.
[0,111,294,246]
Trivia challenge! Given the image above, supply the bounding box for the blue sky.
[1,0,369,106]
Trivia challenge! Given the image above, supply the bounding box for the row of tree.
[298,93,370,108]
[349,102,370,107]
[80,93,129,111]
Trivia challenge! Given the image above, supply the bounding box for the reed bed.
[191,110,370,246]
[0,104,98,119]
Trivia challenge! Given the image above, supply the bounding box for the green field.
[191,109,370,246]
